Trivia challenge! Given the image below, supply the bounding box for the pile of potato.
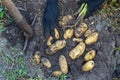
[33,21,99,77]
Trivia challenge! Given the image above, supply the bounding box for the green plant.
[0,7,5,19]
[111,0,117,3]
[0,23,6,32]
[60,74,67,80]
[112,78,120,80]
[115,46,120,51]
[1,48,28,80]
[0,6,6,32]
[0,5,13,33]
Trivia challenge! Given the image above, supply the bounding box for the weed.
[112,78,120,80]
[0,3,13,33]
[1,47,28,80]
[0,23,6,32]
[60,74,67,80]
[115,46,120,51]
[111,0,117,3]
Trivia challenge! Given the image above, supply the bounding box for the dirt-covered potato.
[85,32,99,45]
[47,36,53,46]
[46,40,66,55]
[52,71,62,77]
[72,38,83,42]
[84,50,96,61]
[64,29,74,39]
[54,28,60,39]
[75,23,88,38]
[33,51,41,64]
[69,41,86,60]
[84,29,95,37]
[59,55,68,74]
[41,58,51,68]
[59,14,73,26]
[82,60,95,72]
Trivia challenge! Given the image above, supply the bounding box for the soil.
[0,0,120,80]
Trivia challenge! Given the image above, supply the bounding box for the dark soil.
[1,0,120,80]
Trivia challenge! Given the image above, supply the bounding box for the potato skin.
[59,15,73,26]
[75,23,88,38]
[52,71,62,77]
[84,29,95,37]
[85,32,99,45]
[84,50,96,61]
[47,36,53,46]
[64,29,74,39]
[41,58,51,68]
[54,28,60,39]
[33,51,41,64]
[46,40,66,55]
[82,60,95,72]
[72,38,83,42]
[59,55,68,74]
[69,41,86,60]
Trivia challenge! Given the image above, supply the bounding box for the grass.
[98,1,120,31]
[0,3,13,33]
[60,74,67,80]
[1,47,28,80]
[0,37,29,80]
[0,40,46,80]
[115,46,120,51]
[112,78,120,80]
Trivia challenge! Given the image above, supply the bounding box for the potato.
[84,29,95,37]
[64,29,74,39]
[41,58,51,68]
[72,38,83,42]
[54,28,60,39]
[82,60,95,72]
[52,71,62,77]
[59,55,68,74]
[85,32,99,45]
[46,40,66,55]
[59,14,73,26]
[75,23,88,38]
[91,21,94,25]
[47,36,53,46]
[84,50,96,61]
[69,41,86,60]
[33,51,41,64]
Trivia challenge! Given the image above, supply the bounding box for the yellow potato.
[59,14,73,26]
[75,23,88,38]
[64,29,74,39]
[33,51,41,64]
[47,36,53,46]
[85,32,99,45]
[72,38,83,42]
[82,60,95,72]
[84,29,95,37]
[46,40,66,55]
[52,71,62,77]
[59,55,68,74]
[69,41,86,60]
[54,28,60,39]
[84,50,96,61]
[41,58,51,68]
[91,21,94,25]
